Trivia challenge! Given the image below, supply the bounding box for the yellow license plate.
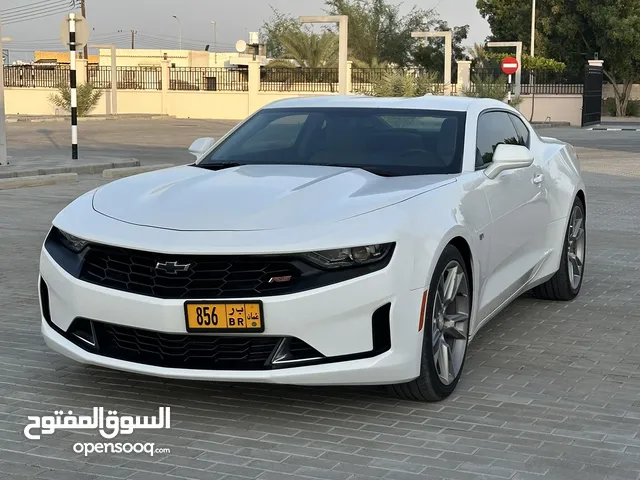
[184,302,264,333]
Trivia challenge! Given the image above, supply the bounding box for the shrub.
[48,82,103,117]
[604,97,640,117]
[369,70,444,97]
[460,73,523,106]
[483,53,566,73]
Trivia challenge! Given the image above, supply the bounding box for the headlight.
[57,228,89,253]
[300,243,394,269]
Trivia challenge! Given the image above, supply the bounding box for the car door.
[475,109,550,321]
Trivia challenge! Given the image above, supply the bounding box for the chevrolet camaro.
[38,95,586,402]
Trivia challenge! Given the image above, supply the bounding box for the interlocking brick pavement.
[1,148,640,480]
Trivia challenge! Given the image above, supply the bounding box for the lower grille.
[63,319,325,370]
[92,321,281,370]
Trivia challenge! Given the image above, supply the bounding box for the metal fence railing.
[3,64,587,96]
[3,65,70,88]
[470,67,584,95]
[86,66,162,90]
[260,67,339,92]
[169,67,248,91]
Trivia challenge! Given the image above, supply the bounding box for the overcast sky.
[3,0,491,61]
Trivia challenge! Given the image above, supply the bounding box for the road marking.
[586,127,640,131]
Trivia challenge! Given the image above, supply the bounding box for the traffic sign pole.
[69,13,78,160]
[60,13,89,160]
[501,57,519,106]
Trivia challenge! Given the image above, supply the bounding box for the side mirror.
[188,137,216,158]
[484,144,534,179]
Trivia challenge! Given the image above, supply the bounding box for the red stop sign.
[501,57,519,75]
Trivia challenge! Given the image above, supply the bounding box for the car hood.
[92,164,455,231]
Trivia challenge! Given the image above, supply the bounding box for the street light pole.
[529,0,536,86]
[530,0,536,58]
[211,21,217,64]
[173,15,182,50]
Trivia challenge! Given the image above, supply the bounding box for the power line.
[0,0,74,15]
[2,6,78,25]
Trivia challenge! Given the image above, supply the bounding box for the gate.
[581,63,603,127]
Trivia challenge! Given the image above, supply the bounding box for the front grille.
[92,321,282,370]
[79,245,301,299]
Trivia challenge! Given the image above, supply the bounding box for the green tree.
[323,0,439,66]
[540,0,640,116]
[476,0,640,116]
[259,6,303,58]
[476,0,544,54]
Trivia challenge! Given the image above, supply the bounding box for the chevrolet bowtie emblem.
[155,261,191,274]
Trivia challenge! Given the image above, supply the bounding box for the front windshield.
[198,107,467,176]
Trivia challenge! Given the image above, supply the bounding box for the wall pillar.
[161,60,170,115]
[247,60,261,116]
[456,60,471,93]
[76,59,88,85]
[346,61,353,94]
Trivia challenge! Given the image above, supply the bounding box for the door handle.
[532,174,544,185]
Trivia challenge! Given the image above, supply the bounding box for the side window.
[239,114,308,152]
[509,114,530,147]
[475,111,519,169]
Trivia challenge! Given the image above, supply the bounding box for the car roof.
[261,95,510,112]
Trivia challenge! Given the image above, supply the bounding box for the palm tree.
[274,29,339,68]
[466,42,488,68]
[264,29,339,90]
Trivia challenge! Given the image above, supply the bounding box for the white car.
[38,95,586,402]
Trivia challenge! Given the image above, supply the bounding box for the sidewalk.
[5,113,174,124]
[0,154,140,179]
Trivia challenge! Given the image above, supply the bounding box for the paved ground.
[6,118,640,170]
[1,140,640,479]
[5,119,238,167]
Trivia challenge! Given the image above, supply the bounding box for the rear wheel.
[391,245,471,402]
[533,196,585,301]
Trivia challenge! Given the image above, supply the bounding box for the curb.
[0,160,141,179]
[532,122,571,129]
[586,127,640,131]
[6,115,176,124]
[102,164,176,179]
[0,173,78,190]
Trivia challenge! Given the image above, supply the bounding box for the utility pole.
[131,30,136,49]
[81,0,88,59]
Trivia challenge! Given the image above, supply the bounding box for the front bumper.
[39,247,426,385]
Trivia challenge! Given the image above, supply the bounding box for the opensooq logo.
[23,407,171,440]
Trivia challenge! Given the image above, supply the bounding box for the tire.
[391,245,471,402]
[533,196,586,301]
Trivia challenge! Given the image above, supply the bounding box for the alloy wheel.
[567,204,585,290]
[431,261,470,386]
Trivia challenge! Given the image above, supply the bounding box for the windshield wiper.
[195,162,244,171]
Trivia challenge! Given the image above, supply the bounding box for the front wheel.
[533,196,586,301]
[391,245,471,402]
